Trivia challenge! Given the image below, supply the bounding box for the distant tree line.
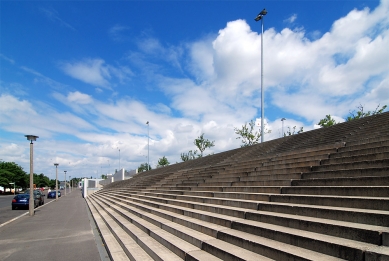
[0,161,60,191]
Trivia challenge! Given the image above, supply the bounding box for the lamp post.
[54,163,59,201]
[9,182,15,195]
[117,147,121,171]
[281,118,286,137]
[255,8,267,143]
[25,135,38,216]
[64,170,67,196]
[146,121,149,170]
[69,176,71,193]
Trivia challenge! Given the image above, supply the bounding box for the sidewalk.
[0,190,109,261]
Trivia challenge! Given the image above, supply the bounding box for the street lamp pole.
[54,163,59,201]
[255,8,267,143]
[69,176,71,193]
[64,170,67,196]
[146,121,149,170]
[25,135,38,216]
[119,149,120,171]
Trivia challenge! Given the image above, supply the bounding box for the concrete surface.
[0,190,109,261]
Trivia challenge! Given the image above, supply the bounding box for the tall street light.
[255,8,267,143]
[64,170,67,196]
[54,163,59,201]
[117,148,121,172]
[25,135,38,216]
[69,175,71,193]
[281,118,286,137]
[146,121,149,170]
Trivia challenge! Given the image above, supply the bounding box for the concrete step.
[312,159,389,171]
[302,167,389,179]
[270,194,389,211]
[292,175,389,186]
[232,180,292,186]
[91,197,193,261]
[281,186,389,197]
[255,200,389,227]
[105,190,389,245]
[344,136,389,148]
[96,192,388,260]
[87,197,154,261]
[86,197,132,261]
[328,146,389,160]
[93,195,271,261]
[242,172,302,181]
[114,188,389,213]
[94,193,346,261]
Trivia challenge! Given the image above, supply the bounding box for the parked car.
[25,190,45,205]
[47,190,61,198]
[12,194,39,210]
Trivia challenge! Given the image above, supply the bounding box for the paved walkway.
[0,190,109,261]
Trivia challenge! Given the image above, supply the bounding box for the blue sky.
[1,0,388,180]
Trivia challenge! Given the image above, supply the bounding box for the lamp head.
[54,163,59,167]
[25,135,39,142]
[254,8,267,21]
[254,15,262,21]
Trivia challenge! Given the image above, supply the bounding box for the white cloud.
[109,24,130,42]
[61,59,111,88]
[40,7,75,31]
[60,59,134,89]
[0,54,15,64]
[284,14,297,24]
[67,91,93,105]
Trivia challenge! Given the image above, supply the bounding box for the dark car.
[47,190,61,198]
[12,194,39,210]
[25,190,45,205]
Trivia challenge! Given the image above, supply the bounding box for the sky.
[1,0,388,180]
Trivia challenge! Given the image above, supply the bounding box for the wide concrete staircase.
[86,112,389,261]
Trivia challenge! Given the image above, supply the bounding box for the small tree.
[138,163,152,173]
[180,150,199,162]
[194,133,215,157]
[347,104,387,121]
[284,126,304,136]
[234,120,270,147]
[317,115,337,128]
[157,156,170,168]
